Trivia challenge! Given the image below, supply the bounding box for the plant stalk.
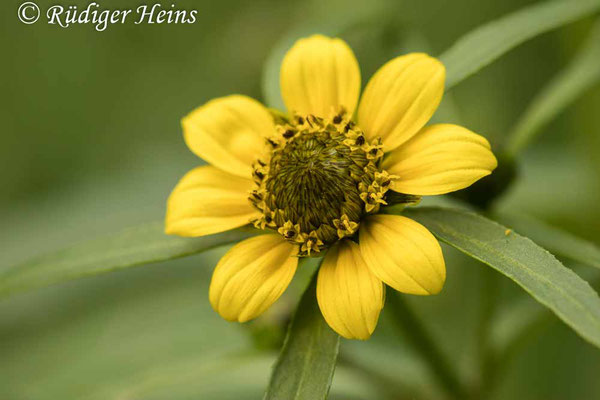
[387,292,468,400]
[471,267,500,399]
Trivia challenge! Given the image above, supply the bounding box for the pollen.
[249,110,398,256]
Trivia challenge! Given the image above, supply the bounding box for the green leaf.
[264,265,340,400]
[495,212,600,270]
[441,0,600,90]
[0,222,256,297]
[490,263,600,356]
[0,251,376,400]
[401,207,600,348]
[505,19,600,156]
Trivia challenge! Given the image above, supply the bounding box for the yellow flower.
[165,35,497,339]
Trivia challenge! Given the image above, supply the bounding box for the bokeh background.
[2,0,599,398]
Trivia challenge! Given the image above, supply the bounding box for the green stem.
[387,292,467,400]
[472,267,500,399]
[337,353,407,400]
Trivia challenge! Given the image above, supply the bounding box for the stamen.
[283,129,295,138]
[249,110,396,256]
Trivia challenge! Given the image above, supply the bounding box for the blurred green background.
[1,0,599,398]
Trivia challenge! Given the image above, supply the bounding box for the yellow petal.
[383,124,498,195]
[317,241,384,340]
[165,166,260,237]
[357,53,445,152]
[209,234,298,322]
[359,214,445,295]
[182,95,275,178]
[280,35,361,118]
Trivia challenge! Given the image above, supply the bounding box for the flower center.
[250,111,395,256]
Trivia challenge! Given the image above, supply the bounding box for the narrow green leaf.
[441,0,600,90]
[495,212,600,270]
[402,207,600,348]
[0,222,256,297]
[505,19,600,156]
[491,264,600,354]
[264,267,340,400]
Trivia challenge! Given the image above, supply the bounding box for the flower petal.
[359,214,445,295]
[357,53,445,152]
[280,35,361,118]
[209,234,298,322]
[317,240,384,340]
[165,166,260,237]
[383,124,498,195]
[182,95,275,178]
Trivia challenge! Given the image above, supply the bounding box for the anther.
[249,110,391,256]
[283,129,295,138]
